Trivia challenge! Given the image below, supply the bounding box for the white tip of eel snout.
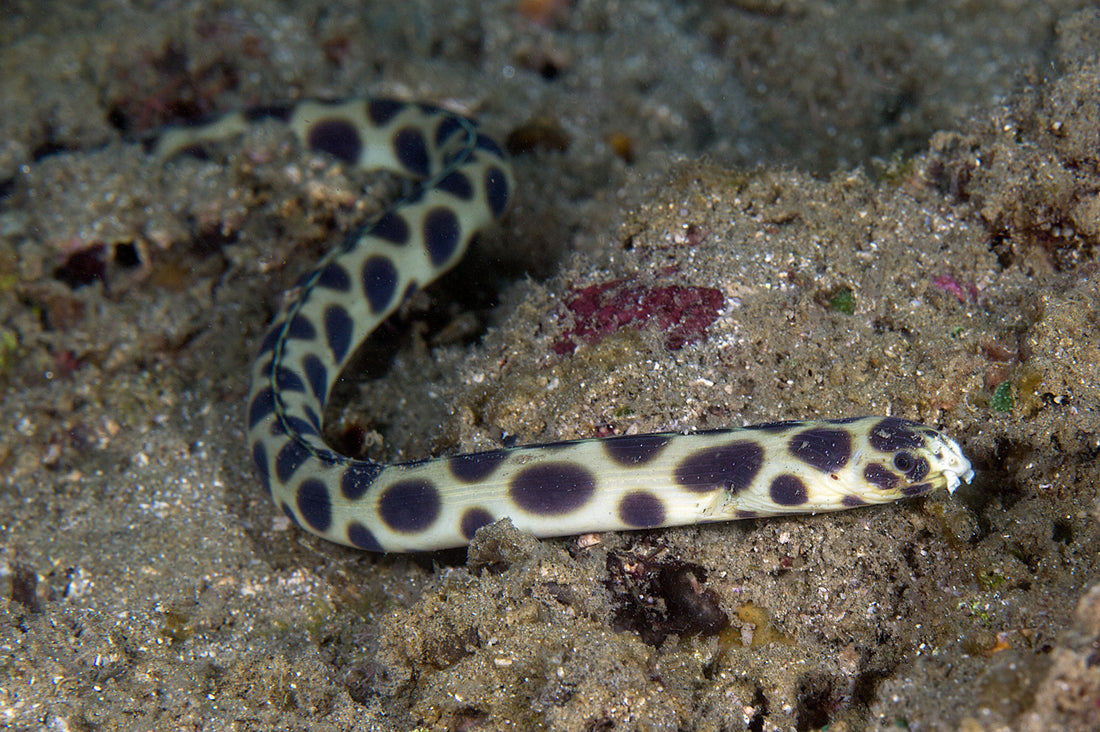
[942,435,974,495]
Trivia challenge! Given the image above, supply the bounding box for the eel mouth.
[941,435,975,494]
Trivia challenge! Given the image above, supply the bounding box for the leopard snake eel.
[154,99,974,552]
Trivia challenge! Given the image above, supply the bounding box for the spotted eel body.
[155,98,974,552]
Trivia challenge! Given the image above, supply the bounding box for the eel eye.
[893,451,914,473]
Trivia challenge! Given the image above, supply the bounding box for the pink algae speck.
[932,274,978,303]
[553,279,724,355]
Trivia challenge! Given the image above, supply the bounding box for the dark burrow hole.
[748,685,769,732]
[605,553,729,647]
[795,673,837,731]
[1051,517,1074,544]
[54,241,145,290]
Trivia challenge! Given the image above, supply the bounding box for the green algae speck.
[829,287,856,314]
[991,382,1013,412]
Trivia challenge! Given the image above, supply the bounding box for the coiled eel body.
[154,98,974,552]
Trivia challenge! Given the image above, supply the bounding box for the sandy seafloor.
[3,0,1100,729]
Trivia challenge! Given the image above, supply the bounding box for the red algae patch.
[553,279,724,354]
